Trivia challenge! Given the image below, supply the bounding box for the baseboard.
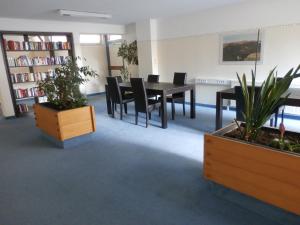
[5,116,17,119]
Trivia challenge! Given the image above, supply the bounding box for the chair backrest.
[235,86,261,121]
[115,76,123,83]
[173,72,187,98]
[147,74,160,83]
[130,78,148,113]
[106,77,122,103]
[173,72,187,85]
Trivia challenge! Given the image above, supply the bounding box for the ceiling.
[0,0,247,25]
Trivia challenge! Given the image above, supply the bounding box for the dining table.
[215,87,300,131]
[105,82,196,129]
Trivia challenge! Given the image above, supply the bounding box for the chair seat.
[147,94,158,99]
[123,92,134,100]
[148,99,161,112]
[167,93,184,99]
[159,95,184,103]
[122,96,134,103]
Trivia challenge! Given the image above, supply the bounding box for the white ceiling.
[0,0,247,25]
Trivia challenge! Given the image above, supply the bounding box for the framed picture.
[220,30,263,64]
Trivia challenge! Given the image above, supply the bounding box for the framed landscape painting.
[220,30,262,64]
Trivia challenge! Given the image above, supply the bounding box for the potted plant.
[203,65,300,216]
[33,57,98,143]
[117,40,138,81]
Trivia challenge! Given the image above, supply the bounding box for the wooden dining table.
[105,82,196,129]
[215,87,300,131]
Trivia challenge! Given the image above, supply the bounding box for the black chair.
[235,86,279,126]
[147,74,159,83]
[147,74,160,99]
[106,77,134,120]
[130,78,161,128]
[167,72,187,120]
[116,75,123,83]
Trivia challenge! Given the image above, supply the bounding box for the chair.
[167,72,187,120]
[147,74,160,99]
[106,77,134,120]
[115,75,123,83]
[147,74,159,83]
[235,86,279,126]
[130,78,161,128]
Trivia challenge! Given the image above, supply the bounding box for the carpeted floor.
[0,95,299,225]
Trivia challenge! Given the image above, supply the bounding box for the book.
[4,40,71,51]
[9,56,69,67]
[17,104,29,113]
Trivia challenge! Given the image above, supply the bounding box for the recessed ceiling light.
[58,9,112,19]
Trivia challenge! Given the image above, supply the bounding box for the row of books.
[10,72,54,84]
[4,40,71,51]
[17,104,29,113]
[8,56,68,67]
[14,87,44,99]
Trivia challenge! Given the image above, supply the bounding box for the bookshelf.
[0,31,75,116]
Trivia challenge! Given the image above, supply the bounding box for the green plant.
[117,40,138,65]
[38,57,98,110]
[270,122,300,153]
[236,65,300,142]
[120,67,130,82]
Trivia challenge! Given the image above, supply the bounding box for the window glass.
[108,35,122,42]
[50,36,67,42]
[80,34,101,44]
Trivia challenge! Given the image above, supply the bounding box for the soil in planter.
[224,126,300,154]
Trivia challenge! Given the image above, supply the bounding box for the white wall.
[0,17,125,117]
[156,0,300,40]
[135,0,300,105]
[80,44,108,95]
[156,25,300,104]
[136,19,159,78]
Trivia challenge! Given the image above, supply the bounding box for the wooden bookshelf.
[0,31,75,117]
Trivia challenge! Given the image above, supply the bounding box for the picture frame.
[220,29,263,65]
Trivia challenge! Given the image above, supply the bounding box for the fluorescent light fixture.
[58,9,112,19]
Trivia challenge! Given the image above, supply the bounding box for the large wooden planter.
[204,123,300,216]
[33,104,96,141]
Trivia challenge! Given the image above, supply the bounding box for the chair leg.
[158,107,161,117]
[281,109,285,123]
[270,118,274,127]
[183,101,185,116]
[274,109,279,127]
[124,103,128,114]
[115,103,117,110]
[135,112,138,125]
[112,102,115,118]
[149,112,152,120]
[120,104,123,120]
[146,113,149,128]
[171,100,175,120]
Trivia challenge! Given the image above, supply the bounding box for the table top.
[218,87,300,101]
[119,82,194,89]
[119,82,194,92]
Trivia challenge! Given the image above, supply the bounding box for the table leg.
[105,85,112,115]
[190,87,196,118]
[161,91,167,129]
[215,92,223,130]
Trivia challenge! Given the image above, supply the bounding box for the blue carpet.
[0,95,299,225]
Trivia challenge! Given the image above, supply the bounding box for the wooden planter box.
[204,123,300,216]
[33,104,96,141]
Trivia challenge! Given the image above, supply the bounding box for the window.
[108,35,122,42]
[80,34,102,44]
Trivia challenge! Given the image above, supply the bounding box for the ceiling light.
[58,9,112,19]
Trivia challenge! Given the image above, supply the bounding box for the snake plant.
[236,65,300,142]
